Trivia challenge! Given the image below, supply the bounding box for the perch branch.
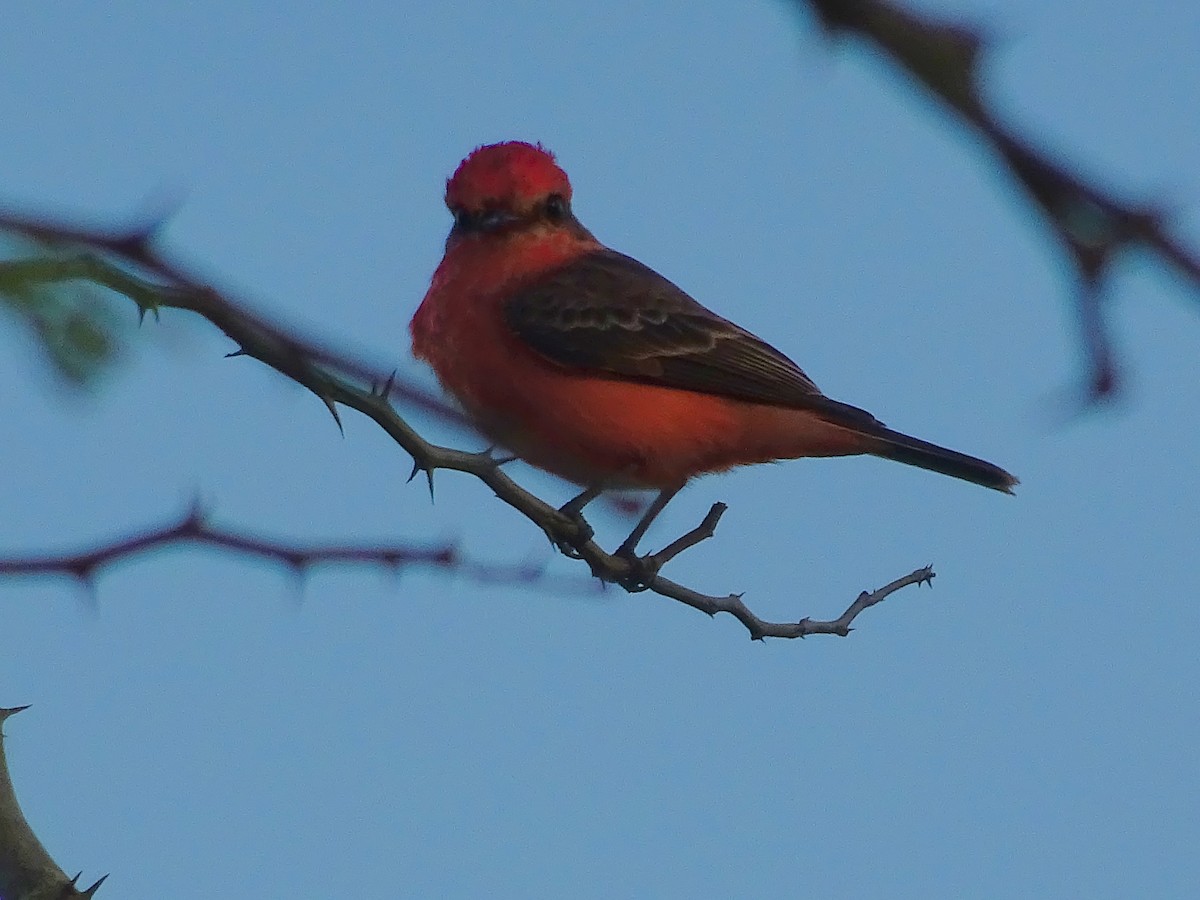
[0,214,929,640]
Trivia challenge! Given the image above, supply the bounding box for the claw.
[616,550,661,592]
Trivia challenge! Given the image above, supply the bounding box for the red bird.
[411,142,1016,552]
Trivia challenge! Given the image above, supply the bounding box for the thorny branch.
[0,707,107,899]
[0,504,582,595]
[0,215,929,642]
[0,3,1196,636]
[0,217,464,427]
[10,4,1196,892]
[802,0,1200,401]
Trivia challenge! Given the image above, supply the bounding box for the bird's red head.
[445,141,572,217]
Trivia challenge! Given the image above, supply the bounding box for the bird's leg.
[615,485,682,560]
[559,483,605,520]
[550,483,606,555]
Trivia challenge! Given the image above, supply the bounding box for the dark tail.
[868,426,1018,494]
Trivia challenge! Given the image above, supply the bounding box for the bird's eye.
[544,193,568,220]
[452,207,473,230]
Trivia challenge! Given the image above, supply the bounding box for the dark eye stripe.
[450,195,571,235]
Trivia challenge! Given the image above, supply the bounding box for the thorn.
[124,196,178,243]
[1090,361,1118,400]
[371,370,400,400]
[225,347,247,358]
[283,558,308,605]
[83,873,110,896]
[319,394,344,435]
[0,706,30,732]
[184,495,207,529]
[408,459,435,502]
[70,871,82,886]
[74,572,100,612]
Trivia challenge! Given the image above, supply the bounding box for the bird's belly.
[413,289,863,488]
[451,356,861,487]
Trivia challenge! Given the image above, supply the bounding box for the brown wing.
[504,249,882,430]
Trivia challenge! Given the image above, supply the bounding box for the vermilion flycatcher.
[412,142,1016,550]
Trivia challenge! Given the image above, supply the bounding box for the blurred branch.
[0,212,929,640]
[0,215,464,424]
[0,706,107,899]
[803,0,1200,400]
[0,504,578,594]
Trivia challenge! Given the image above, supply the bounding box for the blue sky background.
[2,2,1198,897]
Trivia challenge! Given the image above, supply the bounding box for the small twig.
[648,502,728,570]
[794,565,935,637]
[615,565,934,640]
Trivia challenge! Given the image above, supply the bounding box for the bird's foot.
[614,544,662,592]
[543,496,596,558]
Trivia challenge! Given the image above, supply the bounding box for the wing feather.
[504,249,881,430]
